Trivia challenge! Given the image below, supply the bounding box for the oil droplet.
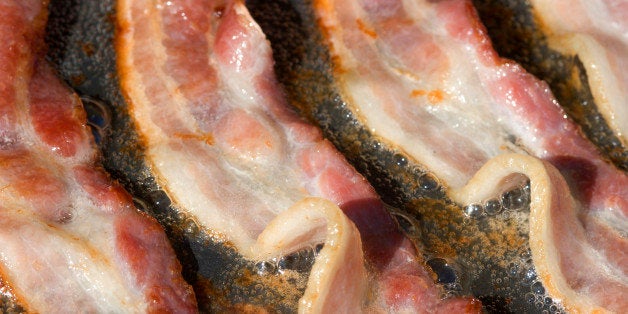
[502,187,528,210]
[484,198,502,215]
[184,218,200,235]
[531,281,545,294]
[426,258,457,284]
[254,261,276,276]
[150,190,172,208]
[521,267,537,286]
[525,292,535,303]
[394,153,408,167]
[508,262,519,276]
[81,97,111,145]
[419,173,439,191]
[277,248,316,274]
[314,243,324,255]
[464,203,483,218]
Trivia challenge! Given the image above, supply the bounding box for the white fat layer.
[590,209,628,238]
[0,209,144,313]
[149,137,308,250]
[0,150,145,312]
[0,86,144,312]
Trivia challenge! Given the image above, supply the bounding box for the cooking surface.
[36,0,624,312]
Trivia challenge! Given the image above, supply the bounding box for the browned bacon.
[0,0,196,312]
[313,0,627,311]
[116,0,480,312]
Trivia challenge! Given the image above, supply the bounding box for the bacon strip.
[0,0,196,312]
[529,0,628,145]
[116,0,480,311]
[314,0,627,311]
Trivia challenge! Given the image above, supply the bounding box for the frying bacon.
[116,0,480,312]
[529,0,628,145]
[0,0,196,312]
[313,0,627,311]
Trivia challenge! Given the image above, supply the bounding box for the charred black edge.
[43,0,304,313]
[473,0,628,172]
[246,0,566,313]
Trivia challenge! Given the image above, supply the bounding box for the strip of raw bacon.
[529,0,628,144]
[314,0,627,311]
[116,0,480,311]
[0,0,196,312]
